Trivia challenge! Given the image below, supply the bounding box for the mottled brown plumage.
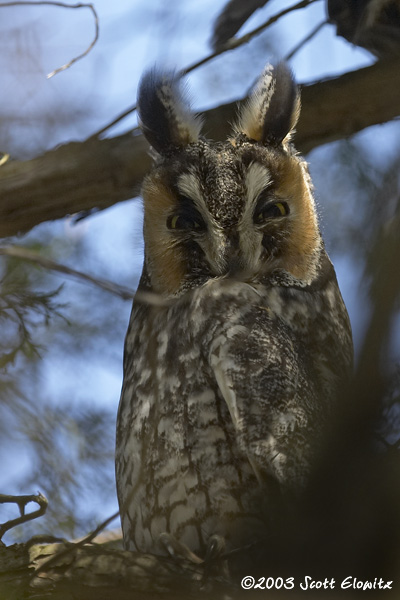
[116,63,353,558]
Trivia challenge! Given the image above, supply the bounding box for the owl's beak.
[224,230,242,276]
[226,255,242,276]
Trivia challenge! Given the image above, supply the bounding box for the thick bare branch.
[32,510,120,578]
[0,133,151,238]
[0,537,231,600]
[1,58,399,238]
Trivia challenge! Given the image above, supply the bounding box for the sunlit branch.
[32,510,120,578]
[0,1,99,79]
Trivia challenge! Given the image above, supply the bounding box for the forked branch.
[0,493,48,540]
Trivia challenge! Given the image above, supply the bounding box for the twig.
[90,107,138,140]
[32,510,120,577]
[0,493,48,540]
[0,245,183,308]
[285,18,327,61]
[74,510,120,546]
[90,0,320,139]
[0,245,135,300]
[0,1,99,79]
[182,0,320,74]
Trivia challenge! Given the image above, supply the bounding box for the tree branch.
[91,0,319,139]
[32,510,120,578]
[0,537,231,600]
[0,133,151,238]
[285,19,327,61]
[1,58,399,238]
[0,494,48,541]
[0,2,99,79]
[0,246,135,300]
[180,0,319,75]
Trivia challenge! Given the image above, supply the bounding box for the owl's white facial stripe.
[245,162,272,206]
[177,163,272,223]
[177,170,226,276]
[177,164,274,277]
[234,162,272,274]
[177,171,205,213]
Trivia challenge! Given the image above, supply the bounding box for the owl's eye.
[254,201,289,224]
[167,213,206,231]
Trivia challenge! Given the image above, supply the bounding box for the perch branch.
[32,510,120,578]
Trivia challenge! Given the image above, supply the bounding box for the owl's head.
[138,63,321,296]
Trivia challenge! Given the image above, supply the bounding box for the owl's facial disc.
[142,140,320,295]
[165,157,293,280]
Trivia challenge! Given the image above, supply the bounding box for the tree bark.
[0,58,399,238]
[0,539,224,600]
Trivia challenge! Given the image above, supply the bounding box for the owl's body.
[116,64,353,556]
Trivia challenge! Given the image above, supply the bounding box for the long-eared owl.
[116,63,353,558]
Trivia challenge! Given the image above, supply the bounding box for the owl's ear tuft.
[235,62,300,147]
[137,69,203,154]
